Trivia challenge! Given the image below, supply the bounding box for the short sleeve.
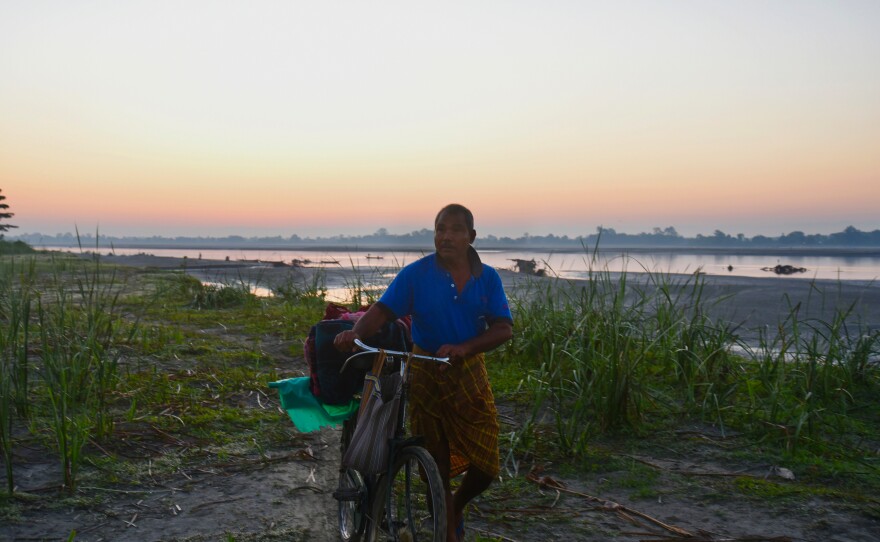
[378,266,413,319]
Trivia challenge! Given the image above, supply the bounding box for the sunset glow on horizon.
[2,1,879,239]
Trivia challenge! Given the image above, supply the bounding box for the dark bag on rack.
[342,351,404,475]
[311,319,359,405]
[303,304,412,405]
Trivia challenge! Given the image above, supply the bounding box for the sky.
[1,0,879,239]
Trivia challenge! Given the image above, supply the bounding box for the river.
[43,246,880,283]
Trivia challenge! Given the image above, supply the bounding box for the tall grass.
[0,257,38,494]
[273,268,327,303]
[509,260,733,454]
[338,257,395,308]
[735,293,880,450]
[505,256,879,458]
[35,253,136,491]
[0,335,12,495]
[1,258,35,416]
[0,250,137,493]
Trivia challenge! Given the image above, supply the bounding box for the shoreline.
[43,245,880,283]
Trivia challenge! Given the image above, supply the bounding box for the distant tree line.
[10,225,880,250]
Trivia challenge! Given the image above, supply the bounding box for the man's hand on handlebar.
[334,330,361,352]
[435,343,470,371]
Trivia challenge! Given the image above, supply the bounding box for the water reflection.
[201,281,380,303]
[46,246,880,282]
[325,287,355,303]
[482,251,880,282]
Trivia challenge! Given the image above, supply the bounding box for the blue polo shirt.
[377,249,512,354]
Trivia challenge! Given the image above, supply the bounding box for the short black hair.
[435,204,474,231]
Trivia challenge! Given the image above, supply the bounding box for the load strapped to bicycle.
[269,304,450,542]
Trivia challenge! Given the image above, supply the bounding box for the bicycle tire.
[369,446,447,542]
[337,416,367,542]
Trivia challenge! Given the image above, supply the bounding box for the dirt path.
[7,410,879,541]
[1,323,343,542]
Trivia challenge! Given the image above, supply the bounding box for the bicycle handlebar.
[353,338,450,364]
[340,339,451,373]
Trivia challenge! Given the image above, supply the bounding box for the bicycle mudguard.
[384,436,427,477]
[332,485,366,502]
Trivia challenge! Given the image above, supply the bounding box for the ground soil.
[2,255,879,542]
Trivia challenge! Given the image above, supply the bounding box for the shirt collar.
[434,246,483,278]
[468,246,483,277]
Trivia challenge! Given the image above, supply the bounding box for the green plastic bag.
[269,377,358,433]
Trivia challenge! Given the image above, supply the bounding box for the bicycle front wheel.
[338,467,367,542]
[337,416,367,542]
[370,446,447,542]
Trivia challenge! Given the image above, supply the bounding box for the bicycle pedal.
[332,487,361,501]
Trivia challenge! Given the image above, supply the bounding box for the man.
[334,203,513,542]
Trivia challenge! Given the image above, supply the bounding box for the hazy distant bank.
[11,225,880,254]
[20,240,880,258]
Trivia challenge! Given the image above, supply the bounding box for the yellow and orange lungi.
[409,345,500,478]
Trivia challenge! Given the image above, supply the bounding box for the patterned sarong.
[409,345,500,478]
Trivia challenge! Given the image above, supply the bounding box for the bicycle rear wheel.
[370,446,447,542]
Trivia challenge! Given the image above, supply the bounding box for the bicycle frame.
[351,338,450,445]
[336,339,450,541]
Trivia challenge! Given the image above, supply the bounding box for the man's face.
[434,211,475,260]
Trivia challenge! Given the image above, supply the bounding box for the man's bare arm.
[435,321,513,362]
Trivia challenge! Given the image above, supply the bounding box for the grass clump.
[497,252,880,468]
[273,269,327,304]
[0,249,327,499]
[2,253,137,493]
[183,277,258,309]
[501,259,739,457]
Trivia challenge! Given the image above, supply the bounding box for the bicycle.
[334,338,450,542]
